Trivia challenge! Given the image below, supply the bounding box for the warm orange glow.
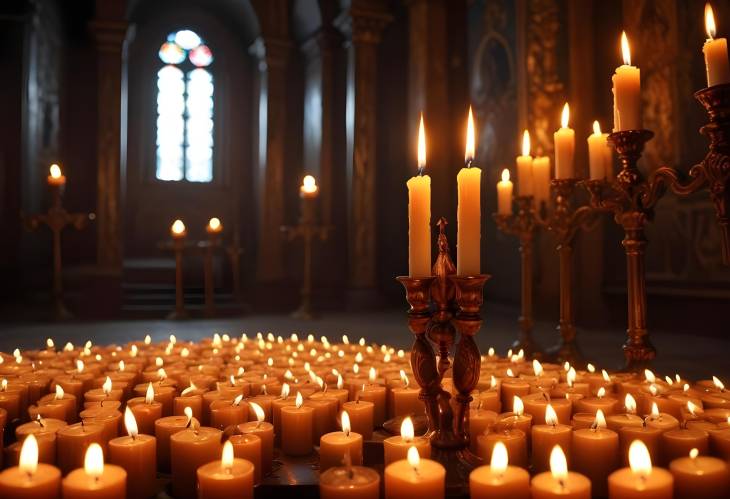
[401,416,414,442]
[124,407,139,438]
[490,441,508,475]
[629,440,652,477]
[301,175,318,194]
[513,396,524,416]
[84,443,105,479]
[521,130,531,157]
[533,359,543,377]
[567,367,577,387]
[171,219,186,236]
[337,374,343,390]
[561,103,570,128]
[55,384,64,400]
[144,383,155,404]
[207,217,222,232]
[102,376,113,395]
[46,338,54,349]
[295,391,303,409]
[706,3,717,40]
[625,393,637,414]
[369,367,377,384]
[144,334,151,345]
[651,402,660,418]
[465,107,476,163]
[76,360,84,373]
[545,404,559,426]
[400,369,409,388]
[602,369,611,383]
[501,169,511,183]
[407,446,420,471]
[593,120,602,135]
[49,164,62,179]
[690,448,699,459]
[595,409,607,429]
[688,400,699,416]
[184,406,193,426]
[19,434,39,476]
[251,402,265,422]
[713,376,725,391]
[417,113,426,172]
[181,381,197,397]
[597,387,606,399]
[222,440,234,471]
[550,445,568,482]
[621,31,632,65]
[342,411,351,437]
[233,394,244,406]
[644,369,656,383]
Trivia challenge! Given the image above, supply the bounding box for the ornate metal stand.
[281,197,331,320]
[397,218,489,496]
[493,196,542,358]
[23,183,90,320]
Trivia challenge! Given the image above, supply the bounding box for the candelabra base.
[430,446,482,498]
[545,336,585,367]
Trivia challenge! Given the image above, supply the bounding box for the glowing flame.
[407,446,420,471]
[644,369,656,384]
[706,3,717,40]
[687,401,699,416]
[222,440,234,470]
[513,396,524,416]
[567,367,576,387]
[400,370,409,388]
[593,120,602,135]
[55,384,64,400]
[208,217,222,231]
[118,360,125,372]
[76,360,84,373]
[84,443,105,479]
[301,175,318,194]
[171,219,186,235]
[713,376,725,391]
[417,113,426,172]
[369,367,377,384]
[597,387,606,399]
[561,103,570,128]
[401,416,414,443]
[490,441,508,475]
[19,434,39,475]
[690,448,699,459]
[184,406,193,426]
[281,383,290,399]
[103,376,112,395]
[465,107,476,162]
[649,384,658,396]
[342,411,351,437]
[158,368,167,381]
[587,364,596,373]
[124,407,138,438]
[337,374,343,390]
[250,402,265,423]
[521,130,531,157]
[602,370,611,383]
[533,359,544,377]
[621,31,631,65]
[545,404,559,426]
[143,383,154,404]
[49,164,62,179]
[550,445,568,482]
[46,338,54,349]
[564,362,570,372]
[144,334,151,345]
[501,169,510,183]
[295,391,303,409]
[629,440,652,477]
[625,394,637,414]
[595,409,607,429]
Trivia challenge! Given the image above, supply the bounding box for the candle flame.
[490,375,497,390]
[625,393,637,414]
[144,334,151,345]
[628,440,652,477]
[545,404,559,426]
[407,446,420,471]
[706,3,717,40]
[171,219,186,235]
[644,369,656,383]
[602,369,611,383]
[250,402,265,422]
[295,391,303,409]
[301,175,318,194]
[233,394,243,406]
[621,31,631,65]
[145,383,155,404]
[690,448,699,459]
[651,402,659,417]
[567,367,576,387]
[417,113,426,172]
[84,443,105,479]
[103,376,112,395]
[490,441,509,474]
[561,103,570,128]
[513,396,524,416]
[400,370,409,388]
[713,376,725,391]
[595,409,607,429]
[76,360,84,373]
[593,120,602,135]
[158,368,167,381]
[649,384,658,396]
[521,130,531,157]
[549,445,568,481]
[19,434,39,475]
[184,406,193,425]
[222,440,234,470]
[208,217,221,232]
[533,359,543,377]
[401,416,415,442]
[564,362,570,372]
[56,384,64,399]
[597,387,606,399]
[688,400,699,416]
[342,410,351,437]
[587,363,596,373]
[337,374,343,390]
[369,367,377,384]
[465,107,476,163]
[49,164,62,179]
[124,407,139,437]
[501,169,510,183]
[46,338,54,349]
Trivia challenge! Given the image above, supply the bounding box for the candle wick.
[559,479,565,491]
[256,420,262,429]
[418,166,424,177]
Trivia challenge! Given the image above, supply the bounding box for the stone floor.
[0,303,727,381]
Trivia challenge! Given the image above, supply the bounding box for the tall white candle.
[497,169,513,215]
[516,131,533,196]
[532,157,552,205]
[408,114,431,277]
[587,120,612,180]
[554,103,575,179]
[612,31,642,131]
[457,107,481,276]
[703,3,730,87]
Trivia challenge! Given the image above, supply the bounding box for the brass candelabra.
[397,218,489,495]
[493,196,542,358]
[582,83,730,370]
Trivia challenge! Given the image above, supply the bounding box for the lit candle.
[608,440,673,498]
[280,391,314,456]
[341,399,374,440]
[497,169,513,215]
[108,408,157,499]
[154,410,191,473]
[613,31,642,131]
[300,175,319,198]
[0,434,62,499]
[319,411,364,471]
[477,428,528,469]
[47,164,66,186]
[532,156,552,205]
[383,416,430,465]
[531,404,572,473]
[606,393,645,431]
[670,447,730,498]
[127,383,163,437]
[62,443,127,499]
[530,445,591,499]
[407,114,432,277]
[571,410,619,497]
[516,130,533,196]
[206,217,223,234]
[15,416,67,465]
[587,121,613,180]
[456,106,482,276]
[704,4,730,87]
[55,422,105,475]
[384,446,446,499]
[171,219,186,239]
[170,415,222,499]
[469,441,530,499]
[227,433,261,484]
[320,464,380,499]
[237,402,274,475]
[196,440,254,499]
[554,103,575,179]
[210,394,249,431]
[389,371,423,419]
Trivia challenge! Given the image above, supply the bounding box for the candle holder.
[397,218,489,495]
[493,195,542,358]
[168,235,189,320]
[22,183,91,320]
[281,196,331,320]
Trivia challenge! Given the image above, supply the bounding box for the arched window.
[156,29,214,182]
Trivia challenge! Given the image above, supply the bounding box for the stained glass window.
[155,30,214,182]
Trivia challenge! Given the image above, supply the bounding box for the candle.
[62,443,127,499]
[470,441,530,499]
[496,395,533,438]
[407,114,431,277]
[281,391,314,456]
[607,393,645,431]
[342,400,374,440]
[619,425,663,467]
[84,377,123,404]
[0,435,62,499]
[575,387,619,415]
[530,445,591,499]
[359,370,386,426]
[389,372,423,419]
[384,416,430,465]
[47,164,66,186]
[571,410,619,497]
[170,417,222,499]
[210,394,248,430]
[206,217,223,234]
[587,121,612,180]
[171,219,186,239]
[662,428,709,464]
[531,404,572,473]
[523,393,572,425]
[55,422,105,475]
[300,175,319,198]
[477,428,528,468]
[319,411,364,471]
[456,107,481,276]
[127,383,163,436]
[384,446,445,499]
[237,403,274,474]
[554,103,575,179]
[154,410,191,473]
[703,4,730,87]
[516,130,533,196]
[613,31,642,131]
[108,408,156,499]
[497,169,513,215]
[15,417,67,465]
[320,465,380,499]
[197,441,254,499]
[228,433,261,484]
[608,440,673,498]
[469,406,498,453]
[532,156,552,205]
[670,448,730,498]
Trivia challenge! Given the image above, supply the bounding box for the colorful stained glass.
[174,29,201,50]
[158,42,185,64]
[189,45,213,67]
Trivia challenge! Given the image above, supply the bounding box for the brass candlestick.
[281,196,331,320]
[493,195,542,358]
[23,183,91,320]
[397,218,489,495]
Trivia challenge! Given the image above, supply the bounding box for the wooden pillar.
[90,3,127,270]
